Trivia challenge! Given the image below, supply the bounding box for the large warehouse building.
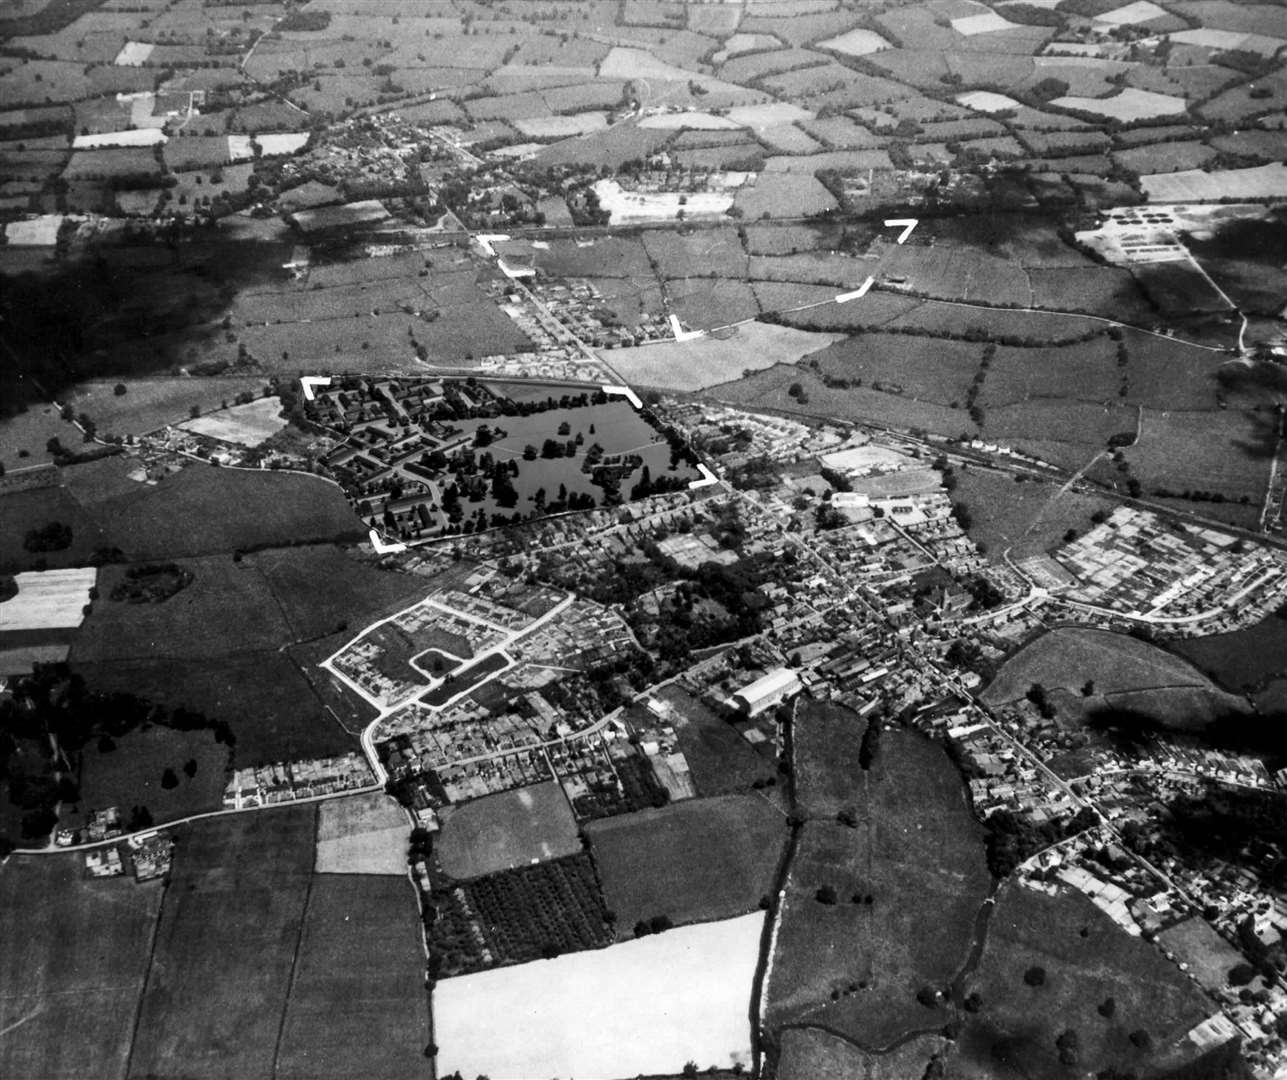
[730,667,802,717]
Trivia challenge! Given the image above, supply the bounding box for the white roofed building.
[730,667,802,717]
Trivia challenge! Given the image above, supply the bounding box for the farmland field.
[956,882,1214,1078]
[434,911,762,1079]
[86,465,363,560]
[274,875,430,1080]
[315,790,408,875]
[178,397,287,446]
[436,780,581,880]
[604,321,843,390]
[127,806,316,1080]
[587,792,786,935]
[1173,609,1287,693]
[0,855,163,1080]
[791,697,869,820]
[1124,408,1273,508]
[0,483,110,574]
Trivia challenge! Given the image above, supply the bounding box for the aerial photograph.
[1,0,1287,1077]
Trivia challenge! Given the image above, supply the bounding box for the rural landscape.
[3,0,1287,1078]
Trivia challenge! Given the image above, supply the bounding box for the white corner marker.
[369,529,407,554]
[300,375,332,401]
[883,218,919,245]
[836,276,875,304]
[668,313,705,343]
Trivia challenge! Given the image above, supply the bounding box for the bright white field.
[953,11,1022,34]
[73,129,167,149]
[5,215,65,245]
[1052,88,1187,120]
[1094,0,1168,25]
[640,111,741,130]
[315,790,408,875]
[514,112,608,138]
[593,179,735,223]
[227,134,254,162]
[435,912,763,1079]
[603,321,844,391]
[255,132,310,156]
[819,27,892,55]
[114,41,154,65]
[717,32,781,59]
[1142,163,1287,202]
[0,569,97,632]
[957,90,1022,113]
[178,397,287,446]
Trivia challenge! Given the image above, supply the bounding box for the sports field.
[436,780,580,880]
[178,397,287,447]
[0,855,163,1080]
[587,793,787,936]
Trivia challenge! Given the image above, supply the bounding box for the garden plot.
[434,912,762,1079]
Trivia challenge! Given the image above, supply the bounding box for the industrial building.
[730,667,802,717]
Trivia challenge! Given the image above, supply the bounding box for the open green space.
[791,697,870,820]
[956,882,1217,1079]
[587,792,787,938]
[127,806,316,1080]
[436,780,581,881]
[984,627,1251,733]
[1173,607,1287,693]
[70,377,272,437]
[951,468,1113,560]
[765,717,990,1053]
[0,854,163,1080]
[0,483,110,574]
[275,875,431,1080]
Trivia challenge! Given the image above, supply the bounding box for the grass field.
[1173,608,1287,692]
[128,806,316,1080]
[0,401,76,472]
[603,321,843,391]
[71,377,271,436]
[0,483,111,574]
[275,875,430,1080]
[74,651,355,766]
[587,793,787,936]
[179,397,287,447]
[777,1028,948,1080]
[792,697,869,820]
[435,911,762,1079]
[0,854,163,1080]
[1125,407,1273,508]
[809,334,984,407]
[89,465,363,561]
[765,727,990,1051]
[658,685,779,795]
[1156,916,1246,994]
[956,882,1213,1078]
[73,725,228,828]
[436,780,581,880]
[315,790,408,875]
[952,468,1114,559]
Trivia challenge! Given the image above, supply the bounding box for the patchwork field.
[436,780,581,880]
[315,790,408,875]
[434,911,763,1079]
[0,855,163,1080]
[587,793,787,936]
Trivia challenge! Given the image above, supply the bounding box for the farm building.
[730,668,802,717]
